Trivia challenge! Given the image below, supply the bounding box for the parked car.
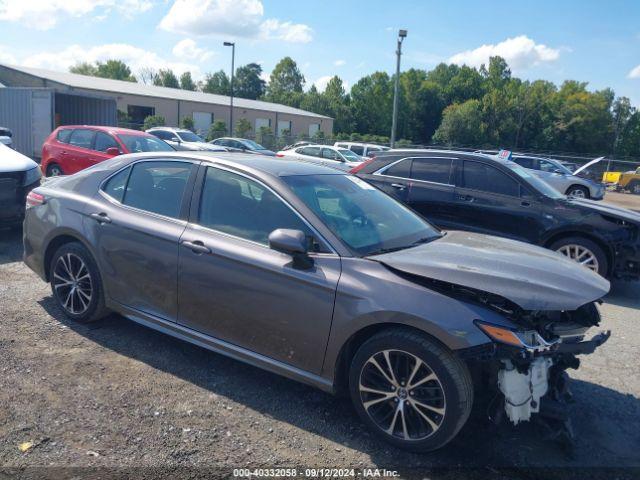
[146,127,227,152]
[276,144,363,171]
[511,154,605,199]
[23,151,610,451]
[210,137,276,156]
[0,126,13,148]
[0,143,41,225]
[353,150,640,279]
[334,142,390,158]
[281,141,314,151]
[41,126,175,177]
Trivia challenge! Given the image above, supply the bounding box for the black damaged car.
[352,150,640,280]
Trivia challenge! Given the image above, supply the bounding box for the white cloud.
[313,76,348,93]
[0,0,153,30]
[172,39,214,62]
[21,43,205,80]
[159,0,312,43]
[628,64,640,79]
[449,35,561,71]
[0,45,17,64]
[334,59,346,67]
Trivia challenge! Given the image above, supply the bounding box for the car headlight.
[23,166,42,186]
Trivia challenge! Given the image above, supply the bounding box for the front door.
[86,159,196,321]
[178,165,340,374]
[405,156,457,228]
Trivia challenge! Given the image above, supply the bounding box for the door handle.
[521,200,532,207]
[456,194,474,202]
[181,240,211,255]
[90,212,111,224]
[391,183,406,190]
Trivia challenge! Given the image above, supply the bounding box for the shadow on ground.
[0,226,22,265]
[37,295,640,475]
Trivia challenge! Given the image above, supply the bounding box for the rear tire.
[46,164,63,177]
[628,181,640,195]
[550,236,608,277]
[348,328,473,452]
[566,185,589,199]
[50,242,109,323]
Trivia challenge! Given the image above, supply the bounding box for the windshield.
[177,131,204,142]
[242,139,266,150]
[339,149,362,162]
[283,174,441,256]
[118,135,174,153]
[505,162,565,199]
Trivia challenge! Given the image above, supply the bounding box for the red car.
[41,126,174,177]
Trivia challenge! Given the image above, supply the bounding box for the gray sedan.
[512,155,605,199]
[23,152,610,451]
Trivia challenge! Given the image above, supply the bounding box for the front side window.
[177,131,204,142]
[411,158,453,184]
[513,157,535,169]
[462,161,520,197]
[322,148,341,161]
[122,161,193,218]
[94,132,120,152]
[339,149,362,162]
[118,135,174,153]
[69,129,95,149]
[284,174,440,256]
[198,167,318,248]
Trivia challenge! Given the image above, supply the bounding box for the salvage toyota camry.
[23,152,611,451]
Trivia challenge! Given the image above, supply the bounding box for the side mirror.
[106,147,121,156]
[268,228,313,269]
[552,169,564,175]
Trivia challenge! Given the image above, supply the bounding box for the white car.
[334,142,390,158]
[146,127,227,152]
[0,143,41,225]
[276,144,363,172]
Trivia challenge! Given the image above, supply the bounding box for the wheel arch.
[543,230,613,276]
[565,183,590,197]
[43,231,96,282]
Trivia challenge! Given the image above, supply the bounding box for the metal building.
[0,63,333,157]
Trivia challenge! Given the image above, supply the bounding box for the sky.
[0,0,638,105]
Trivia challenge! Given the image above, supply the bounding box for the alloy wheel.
[632,183,640,195]
[358,349,446,441]
[53,253,93,315]
[556,244,599,272]
[568,188,586,198]
[48,165,62,177]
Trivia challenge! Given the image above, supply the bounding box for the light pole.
[224,41,235,136]
[390,29,407,148]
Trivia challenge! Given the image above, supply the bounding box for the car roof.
[57,125,151,136]
[124,151,344,177]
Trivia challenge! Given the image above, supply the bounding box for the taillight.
[276,153,285,157]
[26,191,45,208]
[349,158,374,174]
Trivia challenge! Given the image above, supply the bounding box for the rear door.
[177,165,340,374]
[86,159,197,321]
[65,128,96,174]
[405,156,456,228]
[452,160,541,242]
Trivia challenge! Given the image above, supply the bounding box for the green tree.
[154,69,180,89]
[207,120,227,141]
[70,62,98,76]
[235,118,252,138]
[256,126,274,149]
[235,63,266,100]
[143,115,166,131]
[180,116,195,132]
[350,72,393,136]
[70,59,136,82]
[180,71,197,91]
[322,76,353,133]
[300,85,330,117]
[202,71,230,95]
[264,57,305,107]
[433,99,486,146]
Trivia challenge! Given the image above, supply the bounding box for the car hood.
[568,198,640,223]
[370,230,610,311]
[0,144,38,172]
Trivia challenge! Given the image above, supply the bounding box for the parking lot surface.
[1,196,639,478]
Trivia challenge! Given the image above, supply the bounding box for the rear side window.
[350,145,364,156]
[462,161,520,197]
[384,159,412,179]
[122,161,193,218]
[56,129,72,143]
[94,132,120,152]
[513,157,535,169]
[102,167,131,202]
[69,129,95,149]
[411,158,453,184]
[336,144,347,148]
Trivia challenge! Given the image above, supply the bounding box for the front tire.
[550,236,608,277]
[50,242,109,323]
[46,164,63,177]
[349,328,473,452]
[566,185,589,199]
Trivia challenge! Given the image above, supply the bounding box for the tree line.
[70,57,639,157]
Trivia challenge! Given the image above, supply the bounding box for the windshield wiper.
[366,235,441,257]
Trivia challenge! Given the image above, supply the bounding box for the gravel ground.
[1,214,639,478]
